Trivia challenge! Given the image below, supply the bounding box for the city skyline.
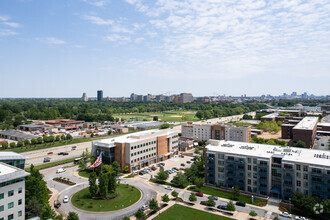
[1,0,330,98]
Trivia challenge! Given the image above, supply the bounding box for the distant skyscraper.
[180,93,194,103]
[97,90,103,101]
[82,92,88,102]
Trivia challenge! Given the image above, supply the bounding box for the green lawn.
[71,184,141,212]
[78,169,93,178]
[113,111,199,122]
[153,204,234,220]
[188,186,264,205]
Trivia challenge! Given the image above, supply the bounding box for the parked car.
[171,168,177,172]
[160,163,165,166]
[217,205,227,210]
[43,157,51,163]
[186,161,191,164]
[63,196,69,203]
[71,146,77,150]
[180,163,185,166]
[56,168,66,174]
[58,152,64,155]
[172,167,179,171]
[147,168,152,172]
[195,192,203,197]
[279,212,292,218]
[200,201,207,205]
[62,152,69,155]
[235,201,246,207]
[208,195,218,201]
[47,152,53,155]
[191,158,195,161]
[139,171,144,175]
[180,155,184,158]
[141,204,149,210]
[165,186,173,190]
[151,167,157,171]
[295,216,308,220]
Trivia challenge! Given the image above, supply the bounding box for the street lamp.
[251,195,254,205]
[289,197,292,213]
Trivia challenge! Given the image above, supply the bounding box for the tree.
[123,165,129,173]
[25,164,49,218]
[43,136,49,143]
[107,130,112,135]
[41,203,57,220]
[66,134,72,140]
[78,159,87,171]
[226,201,236,211]
[154,170,169,183]
[66,212,79,220]
[194,178,204,189]
[196,111,204,120]
[90,132,94,138]
[172,172,188,188]
[273,217,279,220]
[153,116,159,121]
[37,137,43,144]
[207,197,216,207]
[149,198,159,211]
[56,135,60,141]
[134,209,146,220]
[48,135,55,142]
[112,161,120,175]
[249,211,257,217]
[160,123,170,129]
[232,186,240,201]
[122,217,130,220]
[10,142,16,148]
[296,140,307,148]
[108,172,117,192]
[171,190,178,198]
[24,139,30,146]
[61,135,65,140]
[189,192,197,202]
[17,141,24,149]
[31,138,37,145]
[99,173,108,198]
[161,194,170,204]
[88,172,98,197]
[2,142,8,149]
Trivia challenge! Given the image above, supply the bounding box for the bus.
[74,157,83,164]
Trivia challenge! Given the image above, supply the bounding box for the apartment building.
[0,162,29,220]
[181,122,251,142]
[92,129,179,172]
[205,140,330,201]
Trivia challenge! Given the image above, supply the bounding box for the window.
[8,202,14,209]
[18,211,22,217]
[296,164,301,171]
[218,154,224,159]
[0,193,3,200]
[248,165,251,171]
[303,174,308,180]
[18,199,22,205]
[8,214,14,220]
[248,158,251,163]
[253,159,257,164]
[303,166,308,172]
[8,190,14,197]
[0,205,4,212]
[297,180,301,187]
[296,172,301,178]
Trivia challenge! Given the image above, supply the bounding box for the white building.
[0,162,29,220]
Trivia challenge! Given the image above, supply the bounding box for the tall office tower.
[180,93,194,103]
[97,90,103,101]
[82,92,88,102]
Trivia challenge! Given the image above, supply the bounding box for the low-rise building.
[45,119,85,130]
[292,117,318,147]
[92,129,179,172]
[205,140,330,201]
[0,130,38,142]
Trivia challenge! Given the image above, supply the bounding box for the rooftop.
[206,140,330,167]
[293,117,318,130]
[261,113,278,119]
[0,162,30,184]
[0,130,38,139]
[318,122,330,127]
[93,129,178,147]
[0,152,28,161]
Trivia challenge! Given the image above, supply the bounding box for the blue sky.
[0,0,329,98]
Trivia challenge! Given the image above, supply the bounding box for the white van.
[56,168,66,174]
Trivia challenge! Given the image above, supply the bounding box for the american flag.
[89,152,103,169]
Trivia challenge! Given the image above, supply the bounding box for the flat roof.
[0,162,30,183]
[206,140,330,167]
[293,117,318,130]
[261,113,278,119]
[0,152,28,160]
[318,122,330,127]
[19,124,48,128]
[93,129,178,147]
[0,130,38,139]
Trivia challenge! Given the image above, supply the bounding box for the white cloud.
[83,15,114,25]
[0,29,17,36]
[3,22,20,28]
[105,34,130,42]
[83,0,108,7]
[0,15,10,21]
[73,45,84,48]
[38,37,67,45]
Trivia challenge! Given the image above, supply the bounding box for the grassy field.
[113,111,198,122]
[71,184,141,212]
[153,204,234,220]
[188,186,264,205]
[25,157,78,172]
[78,169,93,178]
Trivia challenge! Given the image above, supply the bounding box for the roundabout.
[71,184,141,212]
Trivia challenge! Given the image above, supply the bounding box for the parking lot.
[314,136,329,150]
[135,153,195,182]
